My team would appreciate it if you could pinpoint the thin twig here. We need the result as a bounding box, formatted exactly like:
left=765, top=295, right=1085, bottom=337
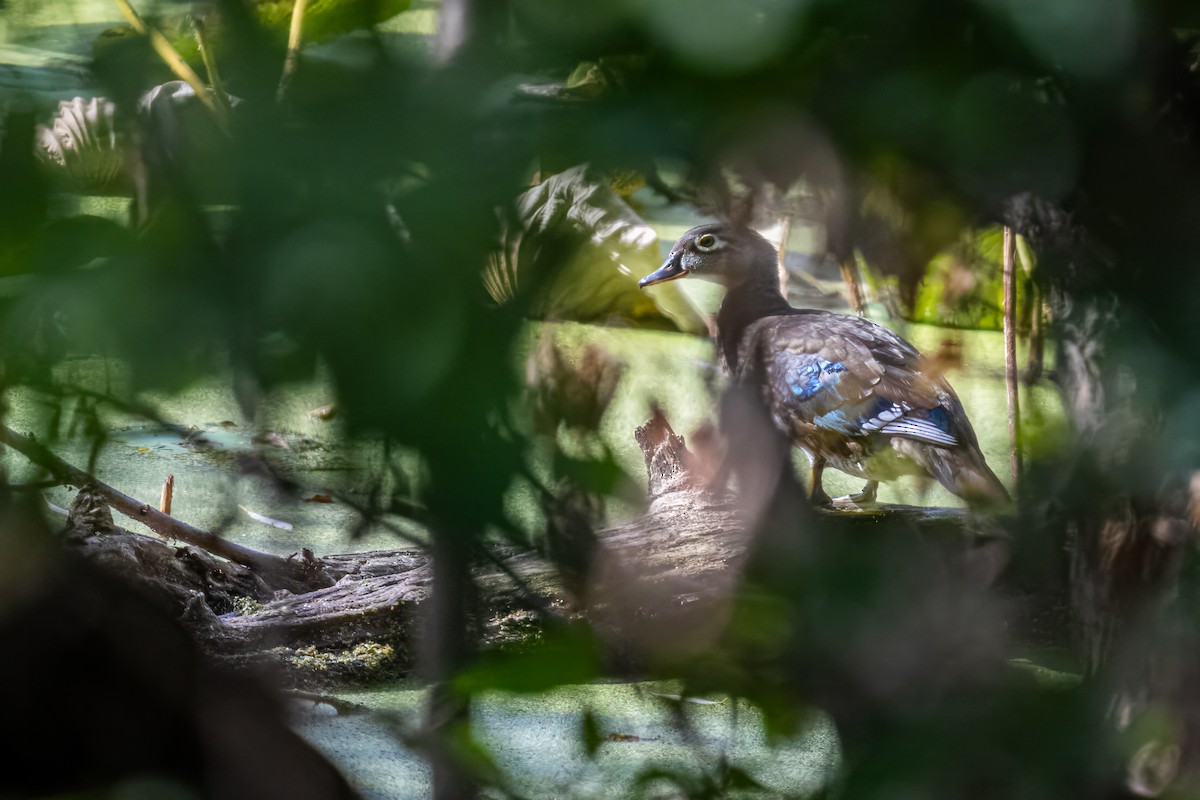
left=53, top=384, right=210, bottom=448
left=160, top=474, right=174, bottom=515
left=840, top=256, right=866, bottom=315
left=1002, top=226, right=1021, bottom=483
left=114, top=0, right=227, bottom=129
left=1016, top=234, right=1044, bottom=384
left=277, top=0, right=309, bottom=102
left=0, top=424, right=332, bottom=590
left=776, top=215, right=791, bottom=297
left=192, top=16, right=233, bottom=118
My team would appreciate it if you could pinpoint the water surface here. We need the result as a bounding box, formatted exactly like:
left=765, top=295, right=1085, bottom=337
left=295, top=681, right=842, bottom=800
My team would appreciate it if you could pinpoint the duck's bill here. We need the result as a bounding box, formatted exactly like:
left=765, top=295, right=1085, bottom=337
left=638, top=254, right=686, bottom=288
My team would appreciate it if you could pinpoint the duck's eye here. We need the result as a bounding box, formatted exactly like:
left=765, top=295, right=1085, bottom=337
left=696, top=234, right=719, bottom=252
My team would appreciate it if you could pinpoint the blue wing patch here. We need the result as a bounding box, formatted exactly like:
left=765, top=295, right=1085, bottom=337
left=926, top=406, right=951, bottom=432
left=780, top=353, right=961, bottom=447
left=787, top=359, right=846, bottom=401
left=813, top=408, right=859, bottom=434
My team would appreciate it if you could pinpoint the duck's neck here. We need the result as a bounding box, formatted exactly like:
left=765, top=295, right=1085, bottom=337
left=716, top=275, right=794, bottom=372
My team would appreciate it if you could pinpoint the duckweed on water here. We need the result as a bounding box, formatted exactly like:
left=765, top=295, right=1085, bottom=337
left=296, top=681, right=843, bottom=800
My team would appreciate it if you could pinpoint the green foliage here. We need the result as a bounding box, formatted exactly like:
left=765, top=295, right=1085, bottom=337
left=253, top=0, right=413, bottom=41
left=455, top=623, right=602, bottom=695
left=910, top=226, right=1035, bottom=330
left=491, top=165, right=707, bottom=332
left=6, top=0, right=1200, bottom=796
left=93, top=0, right=413, bottom=84
left=580, top=708, right=603, bottom=757
left=636, top=762, right=770, bottom=800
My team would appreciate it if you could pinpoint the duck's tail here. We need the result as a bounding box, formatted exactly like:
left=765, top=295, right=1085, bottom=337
left=931, top=445, right=1010, bottom=507
left=897, top=439, right=1010, bottom=507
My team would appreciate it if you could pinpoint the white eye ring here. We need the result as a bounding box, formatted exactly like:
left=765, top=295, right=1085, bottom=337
left=695, top=233, right=719, bottom=252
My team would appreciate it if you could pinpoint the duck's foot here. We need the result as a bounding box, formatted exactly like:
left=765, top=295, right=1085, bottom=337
left=809, top=487, right=833, bottom=507
left=852, top=480, right=880, bottom=504
left=833, top=480, right=879, bottom=506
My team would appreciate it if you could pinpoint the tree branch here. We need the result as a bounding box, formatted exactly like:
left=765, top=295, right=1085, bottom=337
left=0, top=424, right=334, bottom=592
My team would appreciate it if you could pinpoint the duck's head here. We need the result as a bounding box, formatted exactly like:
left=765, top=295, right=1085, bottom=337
left=639, top=223, right=778, bottom=290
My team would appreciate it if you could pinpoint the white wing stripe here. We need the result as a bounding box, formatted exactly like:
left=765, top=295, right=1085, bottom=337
left=862, top=403, right=960, bottom=447
left=861, top=404, right=904, bottom=431
left=878, top=418, right=959, bottom=446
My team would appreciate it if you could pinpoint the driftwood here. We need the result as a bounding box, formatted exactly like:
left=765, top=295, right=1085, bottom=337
left=64, top=484, right=272, bottom=614
left=217, top=414, right=1019, bottom=682
left=12, top=415, right=1024, bottom=684
left=1, top=424, right=337, bottom=592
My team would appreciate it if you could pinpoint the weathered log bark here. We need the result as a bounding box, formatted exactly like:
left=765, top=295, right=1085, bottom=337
left=64, top=484, right=273, bottom=616
left=214, top=414, right=1017, bottom=682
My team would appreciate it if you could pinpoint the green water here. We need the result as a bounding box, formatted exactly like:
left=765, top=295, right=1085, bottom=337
left=3, top=318, right=1062, bottom=556
left=294, top=681, right=841, bottom=800
left=5, top=357, right=411, bottom=554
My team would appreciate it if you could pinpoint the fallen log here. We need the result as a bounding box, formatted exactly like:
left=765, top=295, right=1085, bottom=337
left=64, top=484, right=273, bottom=614
left=218, top=414, right=1028, bottom=684
left=25, top=414, right=1039, bottom=685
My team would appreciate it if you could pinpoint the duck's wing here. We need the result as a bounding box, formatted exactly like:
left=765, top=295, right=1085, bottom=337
left=741, top=311, right=962, bottom=447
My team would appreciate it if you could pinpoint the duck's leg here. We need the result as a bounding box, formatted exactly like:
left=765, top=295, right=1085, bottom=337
left=840, top=479, right=879, bottom=505
left=809, top=456, right=832, bottom=507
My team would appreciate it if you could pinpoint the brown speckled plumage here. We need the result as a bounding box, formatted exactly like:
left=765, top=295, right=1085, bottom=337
left=640, top=222, right=1008, bottom=507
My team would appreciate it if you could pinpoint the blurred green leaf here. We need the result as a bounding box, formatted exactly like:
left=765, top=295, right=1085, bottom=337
left=455, top=622, right=601, bottom=695
left=552, top=449, right=622, bottom=495
left=581, top=708, right=603, bottom=757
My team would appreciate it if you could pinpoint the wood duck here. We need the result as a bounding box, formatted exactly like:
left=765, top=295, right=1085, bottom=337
left=639, top=222, right=1009, bottom=507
